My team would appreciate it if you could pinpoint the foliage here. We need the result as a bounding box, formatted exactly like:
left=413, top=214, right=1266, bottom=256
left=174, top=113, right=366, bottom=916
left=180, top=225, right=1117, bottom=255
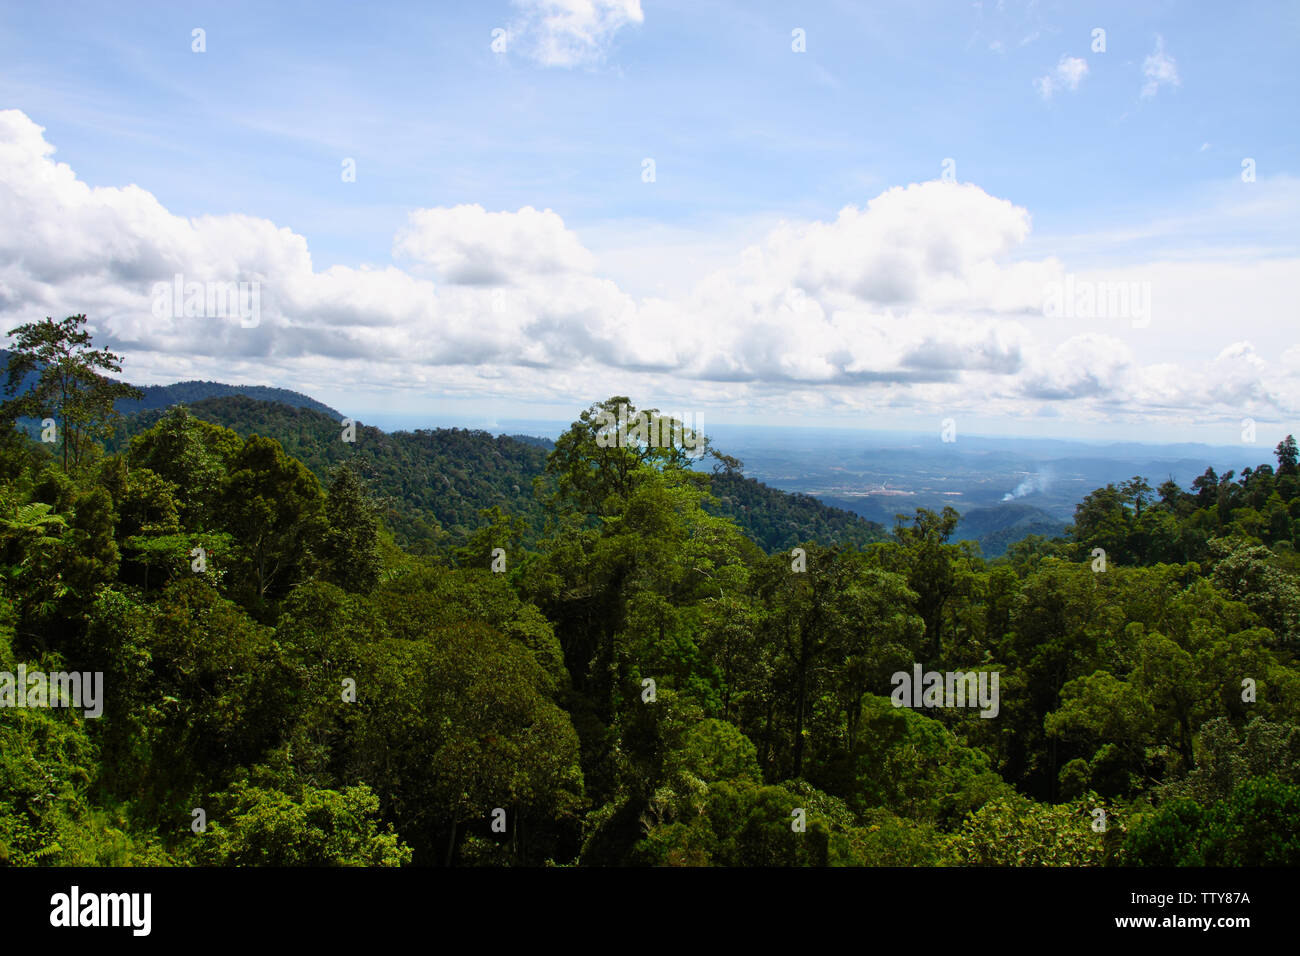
left=1, top=316, right=141, bottom=471
left=2, top=325, right=1298, bottom=868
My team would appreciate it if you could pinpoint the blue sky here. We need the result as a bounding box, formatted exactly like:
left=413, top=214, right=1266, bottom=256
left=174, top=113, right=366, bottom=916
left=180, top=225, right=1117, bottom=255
left=1, top=0, right=1297, bottom=445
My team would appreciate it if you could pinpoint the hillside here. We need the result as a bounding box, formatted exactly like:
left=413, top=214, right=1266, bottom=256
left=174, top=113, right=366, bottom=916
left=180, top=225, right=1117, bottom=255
left=708, top=471, right=888, bottom=551
left=112, top=396, right=548, bottom=553
left=113, top=395, right=889, bottom=555
left=125, top=379, right=341, bottom=418
left=955, top=503, right=1068, bottom=558
left=8, top=322, right=1300, bottom=872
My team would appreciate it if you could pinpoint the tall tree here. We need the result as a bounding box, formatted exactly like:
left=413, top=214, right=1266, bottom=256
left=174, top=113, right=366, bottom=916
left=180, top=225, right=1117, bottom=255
left=542, top=396, right=709, bottom=518
left=321, top=462, right=383, bottom=592
left=1, top=315, right=141, bottom=470
left=1121, top=476, right=1153, bottom=517
left=128, top=405, right=242, bottom=530
left=891, top=507, right=960, bottom=661
left=1276, top=435, right=1299, bottom=478
left=222, top=435, right=327, bottom=606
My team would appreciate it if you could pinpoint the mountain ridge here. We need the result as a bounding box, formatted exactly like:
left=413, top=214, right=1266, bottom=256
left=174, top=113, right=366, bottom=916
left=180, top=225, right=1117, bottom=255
left=112, top=394, right=889, bottom=555
left=0, top=348, right=341, bottom=419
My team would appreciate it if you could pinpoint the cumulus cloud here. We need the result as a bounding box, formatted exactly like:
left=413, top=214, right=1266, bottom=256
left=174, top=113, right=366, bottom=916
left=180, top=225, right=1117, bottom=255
left=2, top=108, right=1298, bottom=429
left=1019, top=334, right=1134, bottom=400
left=1142, top=35, right=1180, bottom=98
left=1035, top=55, right=1089, bottom=99
left=508, top=0, right=643, bottom=68
left=394, top=205, right=596, bottom=284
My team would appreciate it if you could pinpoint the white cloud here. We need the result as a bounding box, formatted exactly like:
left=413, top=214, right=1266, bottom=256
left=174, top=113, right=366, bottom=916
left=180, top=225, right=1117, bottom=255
left=1019, top=334, right=1133, bottom=400
left=2, top=109, right=1297, bottom=431
left=394, top=205, right=596, bottom=283
left=508, top=0, right=644, bottom=68
left=1142, top=35, right=1180, bottom=98
left=1035, top=55, right=1089, bottom=99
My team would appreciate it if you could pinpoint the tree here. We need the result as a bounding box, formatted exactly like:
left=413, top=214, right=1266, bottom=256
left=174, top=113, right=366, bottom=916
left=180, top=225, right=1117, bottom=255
left=1206, top=776, right=1300, bottom=865
left=185, top=781, right=411, bottom=866
left=452, top=504, right=524, bottom=575
left=818, top=694, right=1011, bottom=827
left=542, top=396, right=708, bottom=519
left=222, top=435, right=327, bottom=607
left=123, top=577, right=295, bottom=815
left=0, top=500, right=70, bottom=644
left=1125, top=777, right=1300, bottom=866
left=1121, top=476, right=1153, bottom=517
left=1191, top=468, right=1219, bottom=509
left=342, top=621, right=585, bottom=865
left=1156, top=477, right=1187, bottom=512
left=948, top=795, right=1109, bottom=866
left=1208, top=537, right=1300, bottom=646
left=1157, top=717, right=1300, bottom=806
left=1, top=315, right=141, bottom=470
left=1068, top=484, right=1131, bottom=563
left=1277, top=435, right=1299, bottom=478
left=1121, top=799, right=1207, bottom=866
left=127, top=405, right=242, bottom=530
left=321, top=463, right=382, bottom=592
left=891, top=507, right=960, bottom=661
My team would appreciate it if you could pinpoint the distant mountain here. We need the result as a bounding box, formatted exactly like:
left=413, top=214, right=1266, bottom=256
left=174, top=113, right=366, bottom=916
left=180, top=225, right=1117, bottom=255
left=955, top=503, right=1067, bottom=558
left=0, top=348, right=340, bottom=419
left=706, top=428, right=1261, bottom=526
left=122, top=380, right=341, bottom=418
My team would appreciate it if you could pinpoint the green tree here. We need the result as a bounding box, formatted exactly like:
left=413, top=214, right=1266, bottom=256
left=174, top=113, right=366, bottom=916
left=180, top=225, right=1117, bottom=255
left=542, top=396, right=708, bottom=518
left=948, top=795, right=1110, bottom=866
left=321, top=463, right=382, bottom=592
left=186, top=781, right=411, bottom=866
left=1068, top=484, right=1131, bottom=563
left=1121, top=476, right=1154, bottom=517
left=222, top=435, right=327, bottom=607
left=127, top=405, right=242, bottom=530
left=1121, top=798, right=1207, bottom=866
left=342, top=620, right=585, bottom=866
left=888, top=507, right=961, bottom=661
left=1, top=315, right=141, bottom=470
left=1276, top=435, right=1299, bottom=478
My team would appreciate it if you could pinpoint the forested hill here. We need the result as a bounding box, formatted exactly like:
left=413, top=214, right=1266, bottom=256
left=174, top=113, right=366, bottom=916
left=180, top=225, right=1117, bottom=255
left=113, top=395, right=888, bottom=554
left=955, top=503, right=1068, bottom=558
left=0, top=348, right=340, bottom=419
left=7, top=316, right=1300, bottom=869
left=112, top=395, right=549, bottom=552
left=124, top=380, right=341, bottom=418
left=708, top=471, right=888, bottom=550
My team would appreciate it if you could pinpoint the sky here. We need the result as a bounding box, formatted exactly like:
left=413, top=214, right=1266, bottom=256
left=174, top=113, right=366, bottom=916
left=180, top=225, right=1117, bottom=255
left=0, top=0, right=1297, bottom=446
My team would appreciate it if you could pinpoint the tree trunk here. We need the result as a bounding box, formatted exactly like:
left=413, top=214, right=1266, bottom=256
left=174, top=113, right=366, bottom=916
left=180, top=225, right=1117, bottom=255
left=445, top=819, right=458, bottom=867
left=793, top=644, right=808, bottom=778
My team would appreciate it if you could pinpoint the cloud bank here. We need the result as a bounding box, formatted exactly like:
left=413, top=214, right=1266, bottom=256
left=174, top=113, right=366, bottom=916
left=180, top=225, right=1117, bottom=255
left=1, top=109, right=1297, bottom=430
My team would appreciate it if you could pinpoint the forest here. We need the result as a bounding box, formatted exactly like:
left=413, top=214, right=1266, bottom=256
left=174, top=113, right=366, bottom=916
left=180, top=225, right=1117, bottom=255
left=2, top=315, right=1298, bottom=867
